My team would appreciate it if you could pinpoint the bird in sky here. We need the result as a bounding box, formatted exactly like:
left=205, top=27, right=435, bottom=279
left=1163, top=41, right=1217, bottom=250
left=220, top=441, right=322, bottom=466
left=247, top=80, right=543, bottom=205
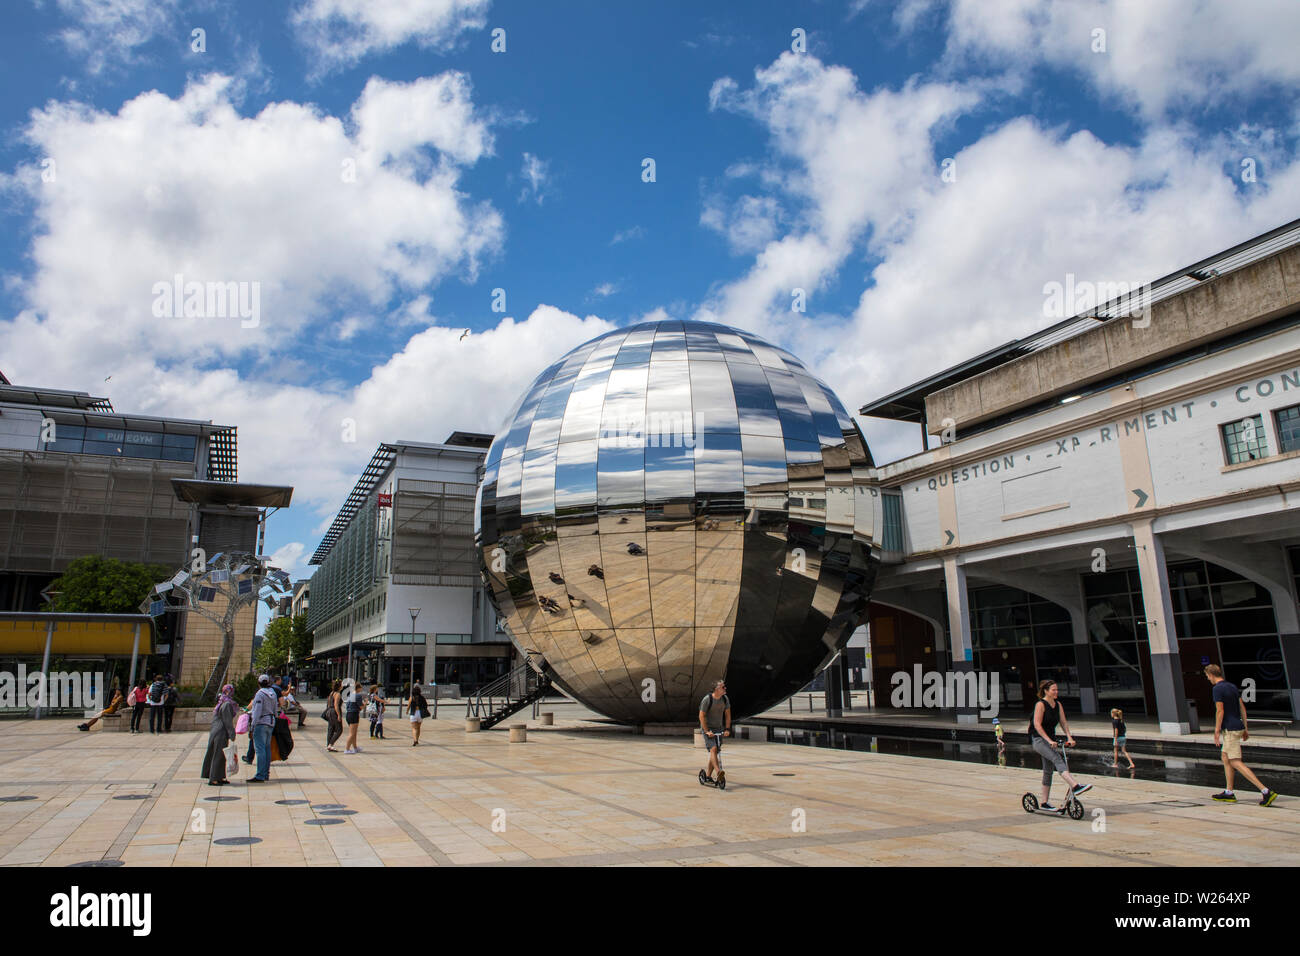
left=459, top=329, right=470, bottom=341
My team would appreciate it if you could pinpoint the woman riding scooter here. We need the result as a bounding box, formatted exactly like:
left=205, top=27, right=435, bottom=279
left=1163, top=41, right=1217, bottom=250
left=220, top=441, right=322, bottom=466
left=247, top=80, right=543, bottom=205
left=1029, top=679, right=1092, bottom=812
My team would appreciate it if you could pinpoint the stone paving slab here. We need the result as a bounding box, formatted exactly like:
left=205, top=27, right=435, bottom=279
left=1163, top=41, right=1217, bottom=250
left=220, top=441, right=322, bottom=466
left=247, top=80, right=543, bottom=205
left=0, top=712, right=1297, bottom=867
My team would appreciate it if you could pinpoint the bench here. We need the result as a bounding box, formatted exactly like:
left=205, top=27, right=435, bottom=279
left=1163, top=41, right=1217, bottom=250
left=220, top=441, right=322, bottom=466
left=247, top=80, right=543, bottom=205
left=1250, top=718, right=1294, bottom=737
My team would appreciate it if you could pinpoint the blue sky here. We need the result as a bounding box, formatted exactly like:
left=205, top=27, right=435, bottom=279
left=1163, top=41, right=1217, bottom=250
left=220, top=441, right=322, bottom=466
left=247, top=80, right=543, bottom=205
left=1, top=0, right=1297, bottom=600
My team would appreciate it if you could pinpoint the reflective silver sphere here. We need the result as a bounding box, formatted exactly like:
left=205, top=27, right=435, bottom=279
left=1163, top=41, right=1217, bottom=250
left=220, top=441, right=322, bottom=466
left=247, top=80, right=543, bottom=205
left=477, top=319, right=879, bottom=723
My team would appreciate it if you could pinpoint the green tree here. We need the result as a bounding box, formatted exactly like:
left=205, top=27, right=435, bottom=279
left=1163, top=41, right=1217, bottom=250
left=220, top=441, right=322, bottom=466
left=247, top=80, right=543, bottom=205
left=255, top=616, right=292, bottom=673
left=253, top=613, right=312, bottom=673
left=289, top=613, right=312, bottom=664
left=44, top=556, right=172, bottom=613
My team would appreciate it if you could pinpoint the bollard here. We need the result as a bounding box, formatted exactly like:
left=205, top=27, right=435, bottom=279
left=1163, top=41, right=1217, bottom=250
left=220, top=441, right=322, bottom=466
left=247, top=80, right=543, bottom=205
left=509, top=724, right=527, bottom=743
left=465, top=717, right=481, bottom=732
left=693, top=728, right=705, bottom=749
left=539, top=712, right=554, bottom=726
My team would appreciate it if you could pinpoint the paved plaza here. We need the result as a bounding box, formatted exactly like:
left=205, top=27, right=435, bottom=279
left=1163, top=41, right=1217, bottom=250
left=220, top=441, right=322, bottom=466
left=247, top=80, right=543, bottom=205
left=2, top=705, right=1298, bottom=867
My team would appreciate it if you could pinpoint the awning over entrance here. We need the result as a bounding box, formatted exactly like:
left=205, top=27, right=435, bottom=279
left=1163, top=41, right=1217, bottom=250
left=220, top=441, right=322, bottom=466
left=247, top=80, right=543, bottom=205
left=0, top=613, right=155, bottom=655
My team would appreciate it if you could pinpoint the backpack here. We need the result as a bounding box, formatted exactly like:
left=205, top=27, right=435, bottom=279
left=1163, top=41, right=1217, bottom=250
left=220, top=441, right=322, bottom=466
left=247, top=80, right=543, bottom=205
left=165, top=686, right=179, bottom=706
left=148, top=680, right=166, bottom=704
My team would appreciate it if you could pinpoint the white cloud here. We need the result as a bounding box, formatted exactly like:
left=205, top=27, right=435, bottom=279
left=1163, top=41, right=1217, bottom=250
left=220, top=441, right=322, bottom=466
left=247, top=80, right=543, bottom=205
left=701, top=193, right=783, bottom=255
left=692, top=50, right=1300, bottom=469
left=931, top=0, right=1300, bottom=119
left=352, top=72, right=493, bottom=167
left=268, top=541, right=310, bottom=581
left=291, top=0, right=490, bottom=74
left=54, top=0, right=179, bottom=74
left=518, top=151, right=551, bottom=204
left=591, top=282, right=618, bottom=298
left=697, top=53, right=976, bottom=339
left=0, top=72, right=503, bottom=371
left=0, top=70, right=558, bottom=523
left=610, top=225, right=645, bottom=245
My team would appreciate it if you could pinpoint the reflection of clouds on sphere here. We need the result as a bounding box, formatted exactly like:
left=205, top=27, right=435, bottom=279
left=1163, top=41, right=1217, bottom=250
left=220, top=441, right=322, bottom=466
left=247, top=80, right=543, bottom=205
left=477, top=319, right=879, bottom=723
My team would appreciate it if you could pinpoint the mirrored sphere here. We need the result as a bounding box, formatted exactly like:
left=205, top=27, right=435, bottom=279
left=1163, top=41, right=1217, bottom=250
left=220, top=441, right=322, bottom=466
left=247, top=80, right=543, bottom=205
left=477, top=319, right=880, bottom=723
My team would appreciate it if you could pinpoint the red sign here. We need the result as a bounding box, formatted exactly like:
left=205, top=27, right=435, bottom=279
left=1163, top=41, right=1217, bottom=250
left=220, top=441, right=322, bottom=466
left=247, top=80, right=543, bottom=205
left=378, top=493, right=392, bottom=507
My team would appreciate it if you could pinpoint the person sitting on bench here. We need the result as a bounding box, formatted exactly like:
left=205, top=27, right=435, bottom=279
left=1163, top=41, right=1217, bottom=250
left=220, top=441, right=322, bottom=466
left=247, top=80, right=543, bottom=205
left=78, top=687, right=125, bottom=731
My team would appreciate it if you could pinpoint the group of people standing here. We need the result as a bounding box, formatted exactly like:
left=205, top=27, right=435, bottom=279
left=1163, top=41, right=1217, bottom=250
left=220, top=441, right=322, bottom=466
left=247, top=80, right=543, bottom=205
left=322, top=680, right=430, bottom=753
left=201, top=674, right=299, bottom=786
left=77, top=674, right=179, bottom=734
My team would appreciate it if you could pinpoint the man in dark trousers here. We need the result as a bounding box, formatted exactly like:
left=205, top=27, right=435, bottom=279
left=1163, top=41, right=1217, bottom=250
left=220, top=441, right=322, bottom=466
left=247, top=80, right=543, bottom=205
left=1206, top=664, right=1278, bottom=805
left=698, top=679, right=731, bottom=787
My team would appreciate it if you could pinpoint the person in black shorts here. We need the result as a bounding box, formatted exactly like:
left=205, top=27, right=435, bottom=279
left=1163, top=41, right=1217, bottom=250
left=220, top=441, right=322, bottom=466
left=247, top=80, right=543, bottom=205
left=698, top=679, right=731, bottom=786
left=1028, top=679, right=1091, bottom=811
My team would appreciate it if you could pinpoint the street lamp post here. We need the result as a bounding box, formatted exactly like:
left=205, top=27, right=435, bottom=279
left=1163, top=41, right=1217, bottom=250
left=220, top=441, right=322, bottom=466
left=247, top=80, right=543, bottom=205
left=407, top=607, right=420, bottom=717
left=344, top=592, right=357, bottom=686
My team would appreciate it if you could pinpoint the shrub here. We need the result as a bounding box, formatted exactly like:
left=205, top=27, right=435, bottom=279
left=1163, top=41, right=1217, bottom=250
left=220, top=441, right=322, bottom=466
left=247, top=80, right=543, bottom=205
left=232, top=673, right=259, bottom=706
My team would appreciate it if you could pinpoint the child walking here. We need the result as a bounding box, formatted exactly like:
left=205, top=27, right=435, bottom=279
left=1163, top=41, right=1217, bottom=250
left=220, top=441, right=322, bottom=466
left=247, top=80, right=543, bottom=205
left=373, top=686, right=386, bottom=739
left=1110, top=708, right=1135, bottom=769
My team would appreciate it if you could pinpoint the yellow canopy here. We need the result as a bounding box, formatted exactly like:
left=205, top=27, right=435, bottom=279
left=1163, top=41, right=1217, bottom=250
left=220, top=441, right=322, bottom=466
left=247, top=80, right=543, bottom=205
left=0, top=616, right=154, bottom=656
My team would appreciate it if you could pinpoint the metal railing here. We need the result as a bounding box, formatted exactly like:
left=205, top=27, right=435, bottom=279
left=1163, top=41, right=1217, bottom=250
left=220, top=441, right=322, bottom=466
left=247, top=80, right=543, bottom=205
left=465, top=651, right=549, bottom=727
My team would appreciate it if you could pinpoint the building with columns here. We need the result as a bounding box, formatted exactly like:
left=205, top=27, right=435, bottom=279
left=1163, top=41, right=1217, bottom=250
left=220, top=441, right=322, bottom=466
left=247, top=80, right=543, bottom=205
left=860, top=219, right=1300, bottom=733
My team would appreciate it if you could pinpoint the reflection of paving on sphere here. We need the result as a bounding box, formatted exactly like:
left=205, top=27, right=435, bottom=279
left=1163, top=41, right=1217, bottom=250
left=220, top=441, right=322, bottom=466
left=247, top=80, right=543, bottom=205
left=478, top=319, right=880, bottom=723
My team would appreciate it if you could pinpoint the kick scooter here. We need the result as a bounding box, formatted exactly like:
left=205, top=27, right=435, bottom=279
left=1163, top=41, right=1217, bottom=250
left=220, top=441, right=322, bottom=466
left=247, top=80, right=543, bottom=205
left=1021, top=736, right=1086, bottom=820
left=698, top=731, right=727, bottom=789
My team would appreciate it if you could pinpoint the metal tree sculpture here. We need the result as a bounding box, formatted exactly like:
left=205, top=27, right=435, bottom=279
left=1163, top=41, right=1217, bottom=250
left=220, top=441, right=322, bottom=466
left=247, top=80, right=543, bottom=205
left=142, top=551, right=292, bottom=703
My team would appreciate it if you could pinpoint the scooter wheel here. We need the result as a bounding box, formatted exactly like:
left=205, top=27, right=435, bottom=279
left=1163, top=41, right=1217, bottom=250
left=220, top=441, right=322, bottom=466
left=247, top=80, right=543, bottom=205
left=698, top=769, right=708, bottom=786
left=1021, top=793, right=1038, bottom=813
left=717, top=776, right=726, bottom=790
left=1067, top=799, right=1085, bottom=821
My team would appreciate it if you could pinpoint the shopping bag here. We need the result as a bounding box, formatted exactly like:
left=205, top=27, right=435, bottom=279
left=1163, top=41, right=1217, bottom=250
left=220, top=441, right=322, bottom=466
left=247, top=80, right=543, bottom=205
left=235, top=712, right=250, bottom=735
left=225, top=743, right=239, bottom=777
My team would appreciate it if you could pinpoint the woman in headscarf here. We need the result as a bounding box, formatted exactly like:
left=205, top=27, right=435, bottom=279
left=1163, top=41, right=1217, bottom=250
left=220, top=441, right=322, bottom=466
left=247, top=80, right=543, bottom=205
left=200, top=684, right=239, bottom=786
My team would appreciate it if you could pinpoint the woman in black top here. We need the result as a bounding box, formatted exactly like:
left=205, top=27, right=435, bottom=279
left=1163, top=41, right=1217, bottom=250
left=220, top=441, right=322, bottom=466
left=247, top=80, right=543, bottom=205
left=1028, top=680, right=1091, bottom=811
left=409, top=684, right=428, bottom=746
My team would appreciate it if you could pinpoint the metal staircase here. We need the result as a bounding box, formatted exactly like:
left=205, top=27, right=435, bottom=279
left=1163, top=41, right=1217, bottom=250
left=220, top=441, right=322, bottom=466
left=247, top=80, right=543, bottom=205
left=466, top=651, right=552, bottom=730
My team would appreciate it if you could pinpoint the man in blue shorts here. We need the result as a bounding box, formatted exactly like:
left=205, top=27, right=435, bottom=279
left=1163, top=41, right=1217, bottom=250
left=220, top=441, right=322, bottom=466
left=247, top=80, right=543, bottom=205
left=698, top=679, right=731, bottom=787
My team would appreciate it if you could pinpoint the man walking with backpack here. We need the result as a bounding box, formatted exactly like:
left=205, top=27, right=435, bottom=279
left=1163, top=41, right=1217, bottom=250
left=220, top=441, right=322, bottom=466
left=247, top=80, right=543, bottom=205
left=698, top=679, right=731, bottom=788
left=146, top=673, right=168, bottom=734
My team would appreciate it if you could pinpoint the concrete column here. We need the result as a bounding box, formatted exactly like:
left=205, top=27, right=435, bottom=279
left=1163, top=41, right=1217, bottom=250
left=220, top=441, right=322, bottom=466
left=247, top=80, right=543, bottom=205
left=942, top=557, right=977, bottom=724
left=1131, top=520, right=1189, bottom=734
left=34, top=620, right=54, bottom=720
left=128, top=623, right=140, bottom=689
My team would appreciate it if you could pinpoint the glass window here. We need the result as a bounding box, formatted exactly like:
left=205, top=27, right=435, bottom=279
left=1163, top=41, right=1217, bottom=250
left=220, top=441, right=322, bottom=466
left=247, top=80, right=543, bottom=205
left=1276, top=404, right=1300, bottom=453
left=1169, top=586, right=1211, bottom=614
left=1092, top=641, right=1139, bottom=665
left=1034, top=645, right=1077, bottom=668
left=1213, top=607, right=1277, bottom=635
left=161, top=445, right=195, bottom=462
left=1033, top=621, right=1074, bottom=646
left=1174, top=611, right=1216, bottom=639
left=163, top=433, right=197, bottom=450
left=1221, top=414, right=1268, bottom=464
left=1210, top=579, right=1271, bottom=610
left=1217, top=634, right=1285, bottom=665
